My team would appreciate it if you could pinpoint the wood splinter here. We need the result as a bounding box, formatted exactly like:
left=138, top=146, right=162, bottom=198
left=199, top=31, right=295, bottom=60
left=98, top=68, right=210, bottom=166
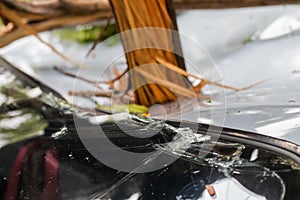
left=205, top=184, right=216, bottom=197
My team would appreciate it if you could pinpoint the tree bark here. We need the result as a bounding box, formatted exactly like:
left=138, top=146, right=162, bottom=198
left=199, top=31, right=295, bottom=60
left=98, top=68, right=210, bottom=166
left=110, top=0, right=192, bottom=106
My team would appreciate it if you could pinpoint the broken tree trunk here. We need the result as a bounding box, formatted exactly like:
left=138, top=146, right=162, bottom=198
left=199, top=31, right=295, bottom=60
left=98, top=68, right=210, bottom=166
left=110, top=0, right=193, bottom=107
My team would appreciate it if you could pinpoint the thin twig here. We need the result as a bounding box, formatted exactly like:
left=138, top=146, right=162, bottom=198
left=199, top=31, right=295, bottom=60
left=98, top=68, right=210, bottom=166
left=54, top=67, right=98, bottom=84
left=0, top=22, right=14, bottom=36
left=86, top=13, right=113, bottom=57
left=54, top=66, right=128, bottom=86
left=54, top=67, right=104, bottom=90
left=69, top=90, right=112, bottom=97
left=109, top=68, right=129, bottom=83
left=0, top=2, right=90, bottom=68
left=156, top=57, right=266, bottom=92
left=0, top=12, right=111, bottom=47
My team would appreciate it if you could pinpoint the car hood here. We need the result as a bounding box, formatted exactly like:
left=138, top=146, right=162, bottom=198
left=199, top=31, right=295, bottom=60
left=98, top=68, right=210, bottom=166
left=1, top=6, right=300, bottom=145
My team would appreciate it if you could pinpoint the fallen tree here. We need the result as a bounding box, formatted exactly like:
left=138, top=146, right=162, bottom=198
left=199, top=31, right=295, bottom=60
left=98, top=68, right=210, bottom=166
left=0, top=0, right=295, bottom=107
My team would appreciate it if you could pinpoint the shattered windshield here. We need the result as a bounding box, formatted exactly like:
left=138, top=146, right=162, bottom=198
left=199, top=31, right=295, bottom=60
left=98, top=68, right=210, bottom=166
left=0, top=65, right=300, bottom=200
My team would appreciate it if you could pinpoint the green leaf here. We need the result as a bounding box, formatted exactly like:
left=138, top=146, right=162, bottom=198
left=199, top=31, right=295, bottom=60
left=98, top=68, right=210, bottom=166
left=53, top=24, right=119, bottom=44
left=97, top=103, right=148, bottom=114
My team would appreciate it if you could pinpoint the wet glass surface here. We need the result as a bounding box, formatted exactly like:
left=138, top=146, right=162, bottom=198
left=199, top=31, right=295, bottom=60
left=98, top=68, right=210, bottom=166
left=0, top=65, right=300, bottom=200
left=1, top=118, right=300, bottom=200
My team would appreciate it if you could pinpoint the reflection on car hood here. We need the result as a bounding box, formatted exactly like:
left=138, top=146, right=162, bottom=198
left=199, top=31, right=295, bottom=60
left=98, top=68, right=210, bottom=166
left=0, top=6, right=300, bottom=145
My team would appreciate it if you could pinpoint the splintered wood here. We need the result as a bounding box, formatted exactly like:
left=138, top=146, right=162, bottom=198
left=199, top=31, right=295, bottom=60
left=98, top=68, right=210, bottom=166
left=205, top=184, right=216, bottom=197
left=109, top=0, right=193, bottom=107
